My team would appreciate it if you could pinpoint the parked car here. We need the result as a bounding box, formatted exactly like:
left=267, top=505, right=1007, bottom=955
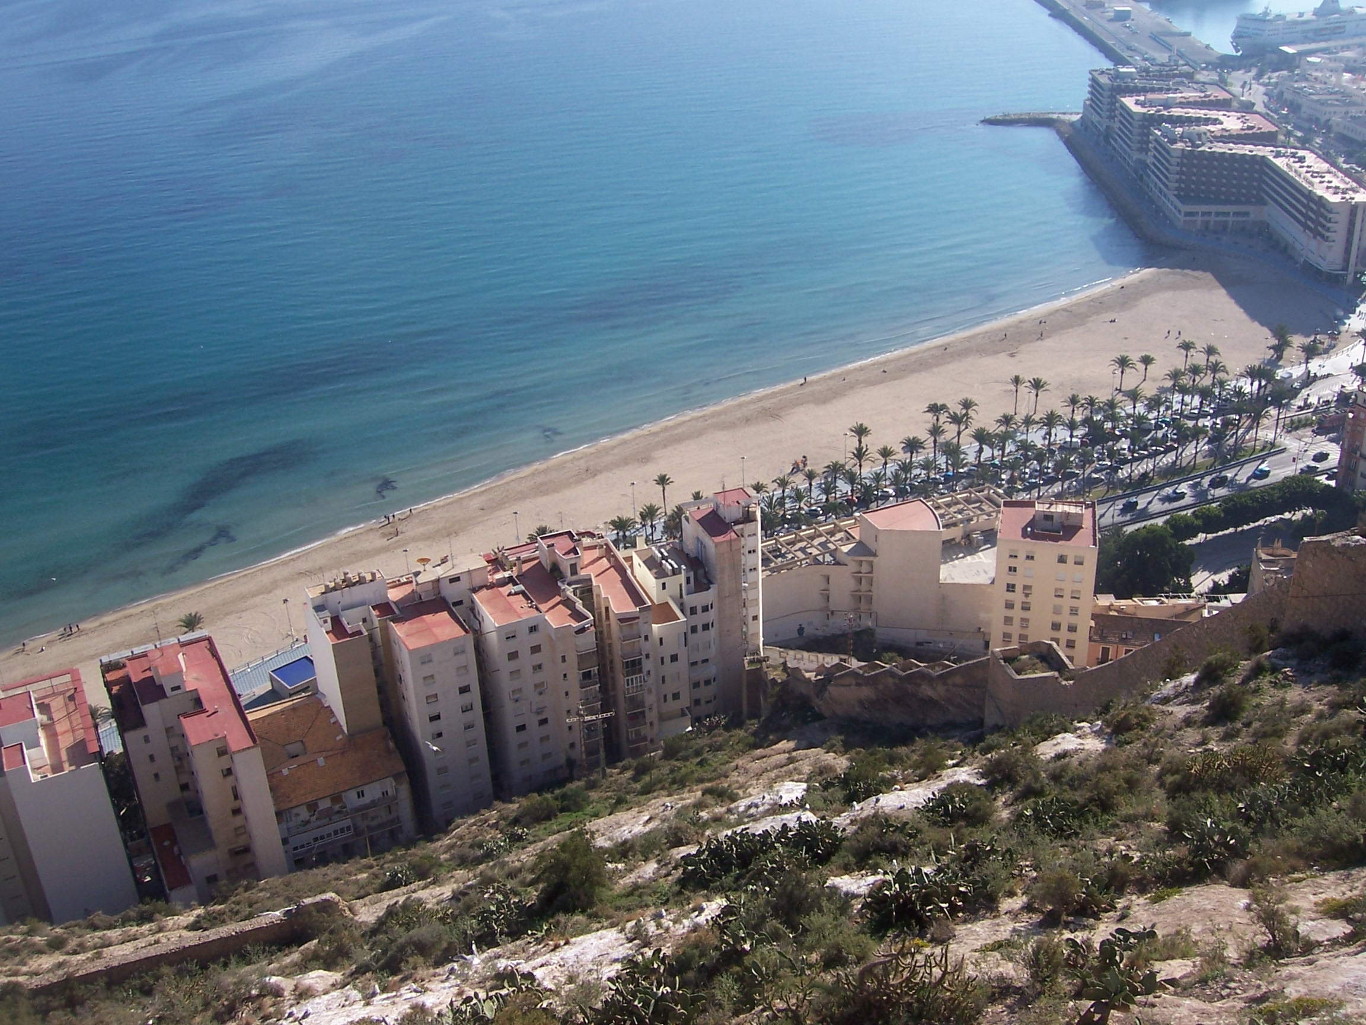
left=1312, top=450, right=1330, bottom=463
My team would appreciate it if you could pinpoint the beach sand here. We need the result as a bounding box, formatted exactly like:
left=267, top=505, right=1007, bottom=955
left=3, top=252, right=1350, bottom=705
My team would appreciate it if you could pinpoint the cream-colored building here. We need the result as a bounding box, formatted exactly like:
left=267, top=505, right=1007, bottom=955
left=1086, top=595, right=1207, bottom=667
left=103, top=637, right=288, bottom=904
left=0, top=670, right=137, bottom=924
left=763, top=489, right=1003, bottom=659
left=990, top=500, right=1099, bottom=661
left=763, top=493, right=1098, bottom=664
left=248, top=694, right=416, bottom=869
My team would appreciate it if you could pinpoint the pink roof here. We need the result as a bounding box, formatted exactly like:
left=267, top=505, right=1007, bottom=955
left=689, top=507, right=737, bottom=542
left=863, top=500, right=940, bottom=532
left=1, top=669, right=101, bottom=767
left=474, top=560, right=589, bottom=629
left=120, top=637, right=257, bottom=754
left=0, top=693, right=34, bottom=729
left=540, top=531, right=583, bottom=556
left=998, top=500, right=1097, bottom=547
left=583, top=549, right=649, bottom=615
left=2, top=743, right=26, bottom=773
left=390, top=598, right=468, bottom=649
left=714, top=487, right=752, bottom=506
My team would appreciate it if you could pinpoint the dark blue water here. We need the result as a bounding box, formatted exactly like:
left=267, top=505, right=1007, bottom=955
left=0, top=0, right=1144, bottom=645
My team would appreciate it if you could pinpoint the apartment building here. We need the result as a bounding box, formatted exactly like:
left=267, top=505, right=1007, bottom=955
left=990, top=500, right=1099, bottom=661
left=763, top=490, right=1004, bottom=657
left=247, top=694, right=416, bottom=869
left=103, top=637, right=287, bottom=904
left=0, top=670, right=137, bottom=924
left=1086, top=595, right=1207, bottom=667
left=763, top=494, right=1098, bottom=664
left=678, top=489, right=763, bottom=718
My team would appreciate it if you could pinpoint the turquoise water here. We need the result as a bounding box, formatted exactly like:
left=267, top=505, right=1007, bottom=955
left=0, top=0, right=1145, bottom=646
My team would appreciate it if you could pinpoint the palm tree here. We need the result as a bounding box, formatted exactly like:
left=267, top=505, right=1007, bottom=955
left=1040, top=409, right=1064, bottom=451
left=802, top=466, right=818, bottom=502
left=528, top=525, right=552, bottom=542
left=946, top=408, right=972, bottom=449
left=1110, top=354, right=1135, bottom=394
left=970, top=425, right=993, bottom=471
left=1009, top=374, right=1026, bottom=416
left=637, top=502, right=661, bottom=541
left=1177, top=337, right=1198, bottom=369
left=900, top=435, right=926, bottom=461
left=1027, top=376, right=1049, bottom=415
left=691, top=490, right=705, bottom=501
left=926, top=422, right=947, bottom=469
left=772, top=474, right=793, bottom=515
left=1202, top=343, right=1221, bottom=363
left=664, top=505, right=685, bottom=539
left=1298, top=338, right=1321, bottom=386
left=607, top=516, right=637, bottom=547
left=1267, top=325, right=1292, bottom=362
left=177, top=611, right=204, bottom=634
left=1137, top=353, right=1157, bottom=384
left=653, top=473, right=674, bottom=511
left=876, top=445, right=897, bottom=475
left=850, top=442, right=871, bottom=476
left=957, top=396, right=979, bottom=420
left=848, top=422, right=872, bottom=454
left=924, top=403, right=949, bottom=427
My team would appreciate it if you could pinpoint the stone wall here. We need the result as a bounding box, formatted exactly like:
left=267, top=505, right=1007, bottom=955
left=1281, top=530, right=1366, bottom=638
left=25, top=894, right=348, bottom=995
left=785, top=657, right=988, bottom=731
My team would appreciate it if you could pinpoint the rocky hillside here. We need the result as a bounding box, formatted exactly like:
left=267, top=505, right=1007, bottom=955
left=6, top=626, right=1366, bottom=1025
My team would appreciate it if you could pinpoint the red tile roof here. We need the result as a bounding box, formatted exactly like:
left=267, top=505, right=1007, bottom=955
left=390, top=599, right=467, bottom=649
left=118, top=637, right=257, bottom=754
left=583, top=549, right=649, bottom=615
left=475, top=560, right=589, bottom=629
left=714, top=487, right=752, bottom=506
left=2, top=743, right=26, bottom=773
left=151, top=823, right=193, bottom=891
left=0, top=694, right=34, bottom=729
left=689, top=507, right=737, bottom=542
left=0, top=669, right=100, bottom=773
left=863, top=500, right=940, bottom=532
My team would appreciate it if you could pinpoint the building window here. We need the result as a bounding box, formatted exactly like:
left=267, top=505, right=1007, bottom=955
left=464, top=721, right=476, bottom=731
left=1007, top=565, right=1018, bottom=575
left=419, top=653, right=433, bottom=665
left=432, top=731, right=444, bottom=740
left=437, top=766, right=450, bottom=776
left=1073, top=555, right=1085, bottom=565
left=459, top=684, right=471, bottom=694
left=1005, top=583, right=1016, bottom=594
left=1057, top=554, right=1067, bottom=564
left=1002, top=632, right=1013, bottom=642
left=1069, top=606, right=1080, bottom=616
left=216, top=745, right=228, bottom=758
left=528, top=624, right=539, bottom=634
left=516, top=723, right=527, bottom=733
left=1019, top=618, right=1030, bottom=629
left=669, top=653, right=679, bottom=663
left=423, top=674, right=436, bottom=686
left=460, top=702, right=474, bottom=713
left=221, top=767, right=233, bottom=778
left=1064, top=639, right=1077, bottom=649
left=1007, top=551, right=1018, bottom=560
left=1019, top=634, right=1029, bottom=642
left=1067, top=623, right=1078, bottom=633
left=1051, top=621, right=1062, bottom=632
left=152, top=772, right=160, bottom=782
left=538, top=717, right=549, bottom=727
left=1020, top=602, right=1031, bottom=612
left=1004, top=600, right=1015, bottom=610
left=429, top=712, right=441, bottom=723
left=530, top=643, right=542, bottom=654
left=1003, top=616, right=1014, bottom=626
left=507, top=650, right=519, bottom=662
left=1025, top=552, right=1035, bottom=562
left=426, top=693, right=439, bottom=704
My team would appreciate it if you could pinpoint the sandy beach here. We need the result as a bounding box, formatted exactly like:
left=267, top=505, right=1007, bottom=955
left=3, top=251, right=1350, bottom=705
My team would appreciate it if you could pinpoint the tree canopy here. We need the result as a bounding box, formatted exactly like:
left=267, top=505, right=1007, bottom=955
left=1096, top=524, right=1193, bottom=599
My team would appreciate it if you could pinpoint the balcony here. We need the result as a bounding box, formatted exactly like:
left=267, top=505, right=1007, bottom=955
left=623, top=674, right=646, bottom=696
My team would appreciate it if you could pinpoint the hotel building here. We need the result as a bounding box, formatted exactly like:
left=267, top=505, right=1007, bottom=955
left=0, top=670, right=137, bottom=924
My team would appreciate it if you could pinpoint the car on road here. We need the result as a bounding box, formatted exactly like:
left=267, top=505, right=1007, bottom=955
left=1120, top=498, right=1139, bottom=513
left=1160, top=488, right=1187, bottom=502
left=1251, top=464, right=1271, bottom=480
left=1312, top=450, right=1330, bottom=463
left=1299, top=465, right=1319, bottom=475
left=1209, top=473, right=1229, bottom=488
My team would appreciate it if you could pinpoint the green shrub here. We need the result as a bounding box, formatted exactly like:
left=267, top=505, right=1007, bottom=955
left=983, top=747, right=1045, bottom=798
left=1206, top=681, right=1253, bottom=725
left=512, top=794, right=560, bottom=827
left=1104, top=701, right=1157, bottom=738
left=923, top=783, right=995, bottom=828
left=1196, top=649, right=1241, bottom=688
left=534, top=830, right=606, bottom=916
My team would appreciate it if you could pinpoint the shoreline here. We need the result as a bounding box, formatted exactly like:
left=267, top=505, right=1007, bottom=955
left=3, top=250, right=1349, bottom=704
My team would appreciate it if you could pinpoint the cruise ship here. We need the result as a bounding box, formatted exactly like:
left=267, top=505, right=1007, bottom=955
left=1232, top=0, right=1366, bottom=54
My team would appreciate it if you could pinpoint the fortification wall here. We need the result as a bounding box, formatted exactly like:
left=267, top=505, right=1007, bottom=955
left=786, top=658, right=987, bottom=730
left=25, top=894, right=347, bottom=995
left=1281, top=531, right=1366, bottom=637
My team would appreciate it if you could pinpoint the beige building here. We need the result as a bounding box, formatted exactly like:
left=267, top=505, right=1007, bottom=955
left=763, top=489, right=1003, bottom=658
left=248, top=694, right=416, bottom=869
left=1086, top=595, right=1208, bottom=667
left=764, top=493, right=1098, bottom=664
left=678, top=489, right=764, bottom=717
left=0, top=670, right=137, bottom=924
left=990, top=500, right=1099, bottom=661
left=1336, top=389, right=1366, bottom=492
left=103, top=637, right=288, bottom=904
left=1251, top=541, right=1300, bottom=593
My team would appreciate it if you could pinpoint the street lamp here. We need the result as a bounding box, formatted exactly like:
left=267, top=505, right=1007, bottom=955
left=513, top=510, right=520, bottom=543
left=629, top=482, right=637, bottom=519
left=282, top=598, right=294, bottom=640
left=402, top=548, right=411, bottom=577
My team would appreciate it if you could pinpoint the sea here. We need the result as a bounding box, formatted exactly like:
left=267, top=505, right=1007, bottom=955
left=1144, top=0, right=1320, bottom=56
left=0, top=0, right=1155, bottom=648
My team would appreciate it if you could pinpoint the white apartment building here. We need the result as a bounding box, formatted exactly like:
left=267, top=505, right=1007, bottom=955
left=103, top=637, right=288, bottom=904
left=0, top=670, right=137, bottom=924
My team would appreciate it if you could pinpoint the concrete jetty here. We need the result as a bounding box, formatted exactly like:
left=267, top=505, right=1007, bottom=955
left=1033, top=0, right=1226, bottom=68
